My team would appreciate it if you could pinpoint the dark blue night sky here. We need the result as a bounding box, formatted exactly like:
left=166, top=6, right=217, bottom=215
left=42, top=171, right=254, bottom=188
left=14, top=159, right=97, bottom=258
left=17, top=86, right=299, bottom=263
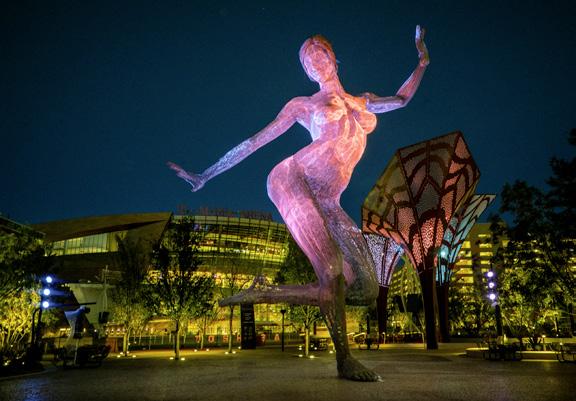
left=2, top=0, right=575, bottom=225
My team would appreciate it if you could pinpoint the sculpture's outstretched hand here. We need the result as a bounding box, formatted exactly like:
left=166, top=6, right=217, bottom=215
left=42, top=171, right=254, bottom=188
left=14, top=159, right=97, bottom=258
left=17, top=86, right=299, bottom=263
left=167, top=162, right=206, bottom=192
left=415, top=25, right=429, bottom=67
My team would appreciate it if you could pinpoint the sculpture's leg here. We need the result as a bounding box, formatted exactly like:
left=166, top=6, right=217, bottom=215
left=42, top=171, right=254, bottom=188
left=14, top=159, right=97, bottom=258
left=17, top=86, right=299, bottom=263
left=324, top=204, right=379, bottom=306
left=219, top=282, right=321, bottom=306
left=320, top=273, right=382, bottom=382
left=264, top=160, right=381, bottom=381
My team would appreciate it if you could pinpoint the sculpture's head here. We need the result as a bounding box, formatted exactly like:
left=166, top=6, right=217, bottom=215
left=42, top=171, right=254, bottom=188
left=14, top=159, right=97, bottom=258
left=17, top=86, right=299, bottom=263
left=299, top=35, right=338, bottom=83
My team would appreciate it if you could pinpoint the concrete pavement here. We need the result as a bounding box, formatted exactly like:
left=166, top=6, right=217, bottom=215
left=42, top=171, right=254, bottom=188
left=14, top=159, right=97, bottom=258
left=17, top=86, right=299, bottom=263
left=1, top=343, right=574, bottom=401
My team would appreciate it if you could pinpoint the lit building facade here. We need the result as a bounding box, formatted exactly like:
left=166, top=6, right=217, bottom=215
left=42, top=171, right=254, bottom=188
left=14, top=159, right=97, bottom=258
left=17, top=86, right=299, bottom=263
left=451, top=223, right=503, bottom=287
left=32, top=211, right=523, bottom=345
left=32, top=211, right=295, bottom=345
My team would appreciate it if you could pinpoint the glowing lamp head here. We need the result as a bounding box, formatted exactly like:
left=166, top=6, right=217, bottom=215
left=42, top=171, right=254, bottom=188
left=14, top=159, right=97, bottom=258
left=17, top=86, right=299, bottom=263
left=45, top=276, right=53, bottom=284
left=486, top=271, right=494, bottom=278
left=488, top=293, right=497, bottom=301
left=488, top=282, right=495, bottom=289
left=42, top=300, right=50, bottom=309
left=42, top=288, right=51, bottom=296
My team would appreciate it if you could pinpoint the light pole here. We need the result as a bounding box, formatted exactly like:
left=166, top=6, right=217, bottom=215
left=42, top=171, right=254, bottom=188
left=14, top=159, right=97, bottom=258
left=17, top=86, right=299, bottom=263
left=28, top=275, right=54, bottom=362
left=31, top=275, right=53, bottom=346
left=280, top=309, right=286, bottom=352
left=486, top=268, right=503, bottom=337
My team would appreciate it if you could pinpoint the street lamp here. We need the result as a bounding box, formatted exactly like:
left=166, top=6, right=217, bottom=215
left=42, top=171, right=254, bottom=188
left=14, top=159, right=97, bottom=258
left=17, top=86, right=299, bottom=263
left=485, top=268, right=502, bottom=337
left=29, top=275, right=56, bottom=361
left=32, top=276, right=55, bottom=345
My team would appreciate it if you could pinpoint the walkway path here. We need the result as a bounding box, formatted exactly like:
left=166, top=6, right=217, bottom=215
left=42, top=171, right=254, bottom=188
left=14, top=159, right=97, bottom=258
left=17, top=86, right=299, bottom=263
left=1, top=343, right=574, bottom=401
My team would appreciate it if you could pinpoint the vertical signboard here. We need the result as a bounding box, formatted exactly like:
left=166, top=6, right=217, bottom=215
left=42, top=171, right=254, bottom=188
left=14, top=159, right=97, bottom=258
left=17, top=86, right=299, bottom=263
left=240, top=303, right=257, bottom=349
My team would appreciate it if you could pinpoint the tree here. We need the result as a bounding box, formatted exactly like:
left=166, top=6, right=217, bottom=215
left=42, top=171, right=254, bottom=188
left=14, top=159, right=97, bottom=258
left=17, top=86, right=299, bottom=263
left=217, top=262, right=252, bottom=353
left=547, top=128, right=576, bottom=239
left=194, top=299, right=220, bottom=350
left=491, top=130, right=575, bottom=339
left=276, top=239, right=323, bottom=357
left=110, top=237, right=152, bottom=356
left=0, top=227, right=52, bottom=300
left=492, top=182, right=572, bottom=341
left=0, top=289, right=39, bottom=360
left=147, top=216, right=215, bottom=360
left=386, top=262, right=425, bottom=342
left=448, top=264, right=492, bottom=337
left=0, top=225, right=54, bottom=363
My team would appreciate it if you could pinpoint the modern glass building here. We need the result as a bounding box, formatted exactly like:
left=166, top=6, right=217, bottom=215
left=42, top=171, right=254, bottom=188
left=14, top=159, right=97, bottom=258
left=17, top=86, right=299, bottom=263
left=32, top=211, right=294, bottom=346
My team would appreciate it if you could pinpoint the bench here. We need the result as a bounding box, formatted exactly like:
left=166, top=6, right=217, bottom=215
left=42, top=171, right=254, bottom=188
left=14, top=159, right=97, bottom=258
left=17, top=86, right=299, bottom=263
left=482, top=341, right=522, bottom=361
left=556, top=343, right=576, bottom=363
left=56, top=344, right=111, bottom=368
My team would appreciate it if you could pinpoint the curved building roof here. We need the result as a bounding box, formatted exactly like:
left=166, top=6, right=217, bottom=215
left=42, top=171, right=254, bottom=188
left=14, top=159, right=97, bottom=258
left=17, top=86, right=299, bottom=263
left=32, top=212, right=290, bottom=282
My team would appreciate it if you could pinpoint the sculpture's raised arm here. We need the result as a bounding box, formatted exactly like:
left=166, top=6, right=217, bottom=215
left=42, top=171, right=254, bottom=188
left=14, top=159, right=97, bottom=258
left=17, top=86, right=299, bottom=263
left=168, top=97, right=306, bottom=191
left=363, top=25, right=429, bottom=114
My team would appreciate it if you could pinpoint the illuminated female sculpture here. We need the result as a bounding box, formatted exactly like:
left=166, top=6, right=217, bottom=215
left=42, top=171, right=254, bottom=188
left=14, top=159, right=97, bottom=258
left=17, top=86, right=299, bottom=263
left=169, top=27, right=429, bottom=381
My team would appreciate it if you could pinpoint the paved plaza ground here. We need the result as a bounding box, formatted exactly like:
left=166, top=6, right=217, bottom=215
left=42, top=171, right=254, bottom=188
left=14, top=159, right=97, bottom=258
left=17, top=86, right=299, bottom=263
left=1, top=343, right=574, bottom=401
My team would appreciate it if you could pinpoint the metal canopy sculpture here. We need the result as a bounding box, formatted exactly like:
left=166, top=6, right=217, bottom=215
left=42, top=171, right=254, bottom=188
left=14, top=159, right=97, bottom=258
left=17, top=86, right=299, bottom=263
left=168, top=27, right=430, bottom=381
left=363, top=232, right=403, bottom=339
left=436, top=193, right=495, bottom=342
left=362, top=131, right=480, bottom=349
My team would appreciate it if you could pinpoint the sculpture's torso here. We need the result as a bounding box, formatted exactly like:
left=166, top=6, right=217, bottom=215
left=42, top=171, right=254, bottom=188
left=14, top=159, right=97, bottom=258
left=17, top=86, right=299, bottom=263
left=289, top=91, right=377, bottom=198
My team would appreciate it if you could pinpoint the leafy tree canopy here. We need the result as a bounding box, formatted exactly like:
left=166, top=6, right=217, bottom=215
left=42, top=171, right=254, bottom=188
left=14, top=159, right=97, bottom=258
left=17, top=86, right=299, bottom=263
left=0, top=226, right=53, bottom=299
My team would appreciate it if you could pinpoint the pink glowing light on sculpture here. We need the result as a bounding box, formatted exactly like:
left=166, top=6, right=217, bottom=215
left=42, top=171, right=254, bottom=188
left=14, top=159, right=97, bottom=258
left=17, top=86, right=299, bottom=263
left=168, top=27, right=429, bottom=381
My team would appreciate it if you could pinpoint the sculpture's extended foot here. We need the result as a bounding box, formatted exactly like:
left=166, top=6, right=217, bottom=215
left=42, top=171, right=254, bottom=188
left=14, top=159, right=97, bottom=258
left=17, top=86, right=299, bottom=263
left=218, top=277, right=320, bottom=307
left=219, top=290, right=251, bottom=307
left=337, top=357, right=382, bottom=382
left=219, top=276, right=273, bottom=307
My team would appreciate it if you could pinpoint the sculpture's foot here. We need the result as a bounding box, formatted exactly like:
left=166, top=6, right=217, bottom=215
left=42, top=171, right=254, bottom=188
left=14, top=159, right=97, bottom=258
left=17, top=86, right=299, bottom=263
left=219, top=290, right=250, bottom=307
left=337, top=357, right=382, bottom=382
left=218, top=277, right=319, bottom=307
left=219, top=276, right=273, bottom=306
